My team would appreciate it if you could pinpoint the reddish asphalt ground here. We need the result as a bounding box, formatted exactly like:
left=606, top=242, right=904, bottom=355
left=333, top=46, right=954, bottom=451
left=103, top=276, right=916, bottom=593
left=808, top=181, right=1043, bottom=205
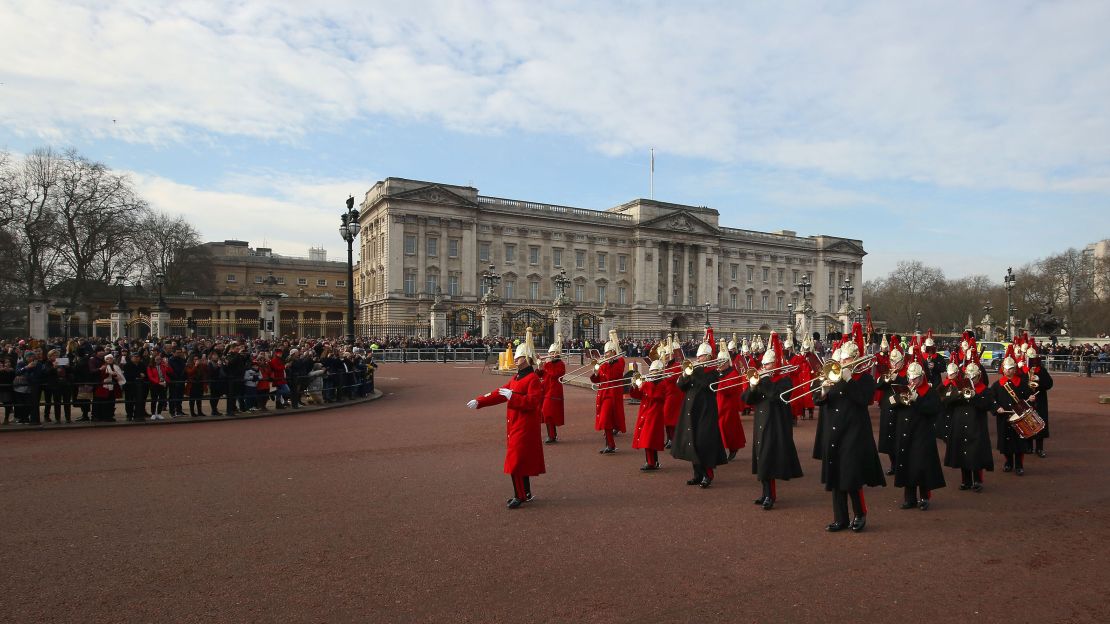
left=3, top=366, right=1110, bottom=623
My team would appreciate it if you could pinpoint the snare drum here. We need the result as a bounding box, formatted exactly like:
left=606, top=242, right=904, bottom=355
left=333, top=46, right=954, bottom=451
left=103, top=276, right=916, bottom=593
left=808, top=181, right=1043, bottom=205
left=1008, top=409, right=1045, bottom=439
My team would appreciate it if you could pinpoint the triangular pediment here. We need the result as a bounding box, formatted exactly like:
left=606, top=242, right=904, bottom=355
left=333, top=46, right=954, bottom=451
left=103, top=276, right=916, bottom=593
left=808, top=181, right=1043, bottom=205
left=392, top=184, right=477, bottom=208
left=638, top=210, right=719, bottom=234
left=825, top=240, right=867, bottom=256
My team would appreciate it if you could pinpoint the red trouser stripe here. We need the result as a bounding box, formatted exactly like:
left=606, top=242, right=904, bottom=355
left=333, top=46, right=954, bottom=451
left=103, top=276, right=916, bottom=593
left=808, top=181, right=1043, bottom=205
left=705, top=467, right=714, bottom=480
left=858, top=489, right=868, bottom=515
left=769, top=479, right=777, bottom=500
left=605, top=430, right=615, bottom=448
left=512, top=475, right=526, bottom=499
left=547, top=423, right=557, bottom=439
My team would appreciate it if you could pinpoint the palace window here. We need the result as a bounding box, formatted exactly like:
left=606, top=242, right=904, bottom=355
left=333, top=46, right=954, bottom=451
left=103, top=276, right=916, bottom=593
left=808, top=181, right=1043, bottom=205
left=746, top=294, right=754, bottom=310
left=479, top=242, right=490, bottom=263
left=336, top=280, right=345, bottom=287
left=553, top=248, right=563, bottom=267
left=598, top=253, right=607, bottom=271
left=618, top=286, right=627, bottom=305
left=747, top=266, right=754, bottom=282
left=226, top=274, right=237, bottom=283
left=447, top=275, right=459, bottom=296
left=730, top=293, right=738, bottom=309
left=448, top=238, right=460, bottom=258
left=404, top=235, right=417, bottom=255
left=762, top=267, right=769, bottom=283
left=504, top=243, right=516, bottom=263
left=530, top=280, right=540, bottom=300
left=598, top=284, right=607, bottom=304
left=504, top=280, right=515, bottom=299
left=574, top=284, right=584, bottom=302
left=403, top=271, right=416, bottom=295
left=426, top=274, right=438, bottom=294
left=778, top=268, right=784, bottom=285
left=731, top=263, right=738, bottom=280
left=297, top=278, right=307, bottom=286
left=317, top=279, right=327, bottom=286
left=254, top=276, right=263, bottom=284
left=777, top=295, right=784, bottom=311
left=529, top=246, right=540, bottom=265
left=576, top=250, right=585, bottom=269
left=762, top=294, right=769, bottom=310
left=427, top=238, right=438, bottom=258
left=618, top=254, right=627, bottom=272
left=277, top=277, right=285, bottom=285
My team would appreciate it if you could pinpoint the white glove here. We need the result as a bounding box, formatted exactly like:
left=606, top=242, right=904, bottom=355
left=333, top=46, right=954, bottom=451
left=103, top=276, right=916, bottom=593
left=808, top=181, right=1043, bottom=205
left=749, top=374, right=759, bottom=387
left=466, top=399, right=478, bottom=409
left=498, top=388, right=513, bottom=399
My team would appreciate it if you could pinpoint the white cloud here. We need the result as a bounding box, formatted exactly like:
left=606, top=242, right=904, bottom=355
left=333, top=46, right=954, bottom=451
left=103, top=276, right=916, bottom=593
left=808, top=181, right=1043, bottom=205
left=3, top=1, right=1110, bottom=194
left=133, top=170, right=373, bottom=261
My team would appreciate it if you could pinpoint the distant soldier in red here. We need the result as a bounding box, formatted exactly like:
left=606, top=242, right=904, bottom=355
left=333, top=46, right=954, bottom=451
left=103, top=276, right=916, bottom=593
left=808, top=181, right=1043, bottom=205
left=467, top=328, right=545, bottom=509
left=714, top=340, right=746, bottom=461
left=788, top=334, right=817, bottom=422
left=660, top=335, right=684, bottom=449
left=590, top=329, right=626, bottom=454
left=535, top=333, right=566, bottom=444
left=630, top=354, right=668, bottom=471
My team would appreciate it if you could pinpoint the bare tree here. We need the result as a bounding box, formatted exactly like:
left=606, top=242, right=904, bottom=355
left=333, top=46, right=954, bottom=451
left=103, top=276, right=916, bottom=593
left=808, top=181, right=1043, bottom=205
left=133, top=213, right=214, bottom=295
left=1, top=148, right=66, bottom=299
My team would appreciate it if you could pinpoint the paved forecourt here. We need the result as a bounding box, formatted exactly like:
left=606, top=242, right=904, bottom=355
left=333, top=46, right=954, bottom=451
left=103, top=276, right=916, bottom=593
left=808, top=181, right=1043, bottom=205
left=2, top=364, right=1109, bottom=623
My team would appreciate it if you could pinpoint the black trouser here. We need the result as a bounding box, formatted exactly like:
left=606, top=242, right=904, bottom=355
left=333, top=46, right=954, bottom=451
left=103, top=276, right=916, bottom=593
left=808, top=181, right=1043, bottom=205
left=149, top=385, right=167, bottom=415
left=1034, top=436, right=1045, bottom=452
left=14, top=391, right=38, bottom=424
left=189, top=389, right=205, bottom=415
left=43, top=385, right=72, bottom=422
left=168, top=381, right=185, bottom=415
left=209, top=379, right=225, bottom=413
left=1004, top=452, right=1024, bottom=469
left=904, top=485, right=930, bottom=503
left=226, top=378, right=242, bottom=414
left=92, top=396, right=116, bottom=421
left=125, top=381, right=146, bottom=420
left=960, top=468, right=985, bottom=486
left=288, top=376, right=302, bottom=407
left=833, top=489, right=865, bottom=524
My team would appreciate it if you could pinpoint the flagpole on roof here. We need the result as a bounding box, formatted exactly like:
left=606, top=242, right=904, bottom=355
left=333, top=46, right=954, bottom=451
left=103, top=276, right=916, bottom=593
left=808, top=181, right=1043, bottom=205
left=650, top=148, right=654, bottom=200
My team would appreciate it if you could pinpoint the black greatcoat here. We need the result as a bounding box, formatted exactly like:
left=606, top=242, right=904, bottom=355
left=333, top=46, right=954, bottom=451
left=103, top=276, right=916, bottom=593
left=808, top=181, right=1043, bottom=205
left=922, top=353, right=947, bottom=388
left=874, top=373, right=904, bottom=456
left=991, top=374, right=1034, bottom=455
left=742, top=375, right=804, bottom=481
left=891, top=384, right=946, bottom=491
left=813, top=373, right=886, bottom=491
left=940, top=382, right=995, bottom=472
left=1028, top=366, right=1053, bottom=439
left=811, top=399, right=827, bottom=460
left=672, top=368, right=727, bottom=469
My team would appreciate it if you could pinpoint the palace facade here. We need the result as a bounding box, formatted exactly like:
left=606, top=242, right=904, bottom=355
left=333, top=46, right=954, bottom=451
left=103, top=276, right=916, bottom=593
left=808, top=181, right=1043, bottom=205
left=357, top=178, right=866, bottom=340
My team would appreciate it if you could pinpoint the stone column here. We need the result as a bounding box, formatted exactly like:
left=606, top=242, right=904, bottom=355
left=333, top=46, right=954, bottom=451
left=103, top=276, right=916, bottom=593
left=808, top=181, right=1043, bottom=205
left=75, top=309, right=91, bottom=338
left=429, top=299, right=447, bottom=339
left=552, top=299, right=575, bottom=343
left=259, top=293, right=280, bottom=341
left=598, top=304, right=616, bottom=341
left=149, top=306, right=170, bottom=339
left=480, top=298, right=504, bottom=339
left=27, top=298, right=50, bottom=340
left=110, top=306, right=131, bottom=342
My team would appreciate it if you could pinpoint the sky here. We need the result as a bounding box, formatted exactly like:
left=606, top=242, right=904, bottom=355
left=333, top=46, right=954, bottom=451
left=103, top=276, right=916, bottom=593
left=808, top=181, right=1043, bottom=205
left=2, top=0, right=1108, bottom=282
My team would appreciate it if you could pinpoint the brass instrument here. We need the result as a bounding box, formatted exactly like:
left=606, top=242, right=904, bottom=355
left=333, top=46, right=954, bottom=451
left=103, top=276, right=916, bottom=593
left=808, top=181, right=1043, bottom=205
left=1029, top=373, right=1040, bottom=390
left=715, top=363, right=798, bottom=392
left=890, top=383, right=915, bottom=406
left=782, top=361, right=841, bottom=402
left=591, top=370, right=644, bottom=391
left=955, top=373, right=975, bottom=399
left=681, top=356, right=729, bottom=376
left=559, top=351, right=623, bottom=384
left=882, top=368, right=901, bottom=384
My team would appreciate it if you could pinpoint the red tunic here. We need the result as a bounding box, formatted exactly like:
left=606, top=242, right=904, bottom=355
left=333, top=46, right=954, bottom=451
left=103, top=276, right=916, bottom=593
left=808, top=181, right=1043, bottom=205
left=788, top=354, right=815, bottom=414
left=731, top=353, right=751, bottom=411
left=661, top=362, right=684, bottom=427
left=535, top=358, right=566, bottom=426
left=715, top=368, right=747, bottom=450
left=590, top=357, right=627, bottom=432
left=473, top=369, right=546, bottom=477
left=629, top=380, right=666, bottom=450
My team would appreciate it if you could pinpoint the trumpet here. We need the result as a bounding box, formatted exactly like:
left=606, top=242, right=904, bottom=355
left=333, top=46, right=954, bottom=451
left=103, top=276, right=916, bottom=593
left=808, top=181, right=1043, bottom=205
left=781, top=361, right=841, bottom=402
left=681, top=356, right=729, bottom=376
left=714, top=363, right=798, bottom=392
left=559, top=351, right=622, bottom=384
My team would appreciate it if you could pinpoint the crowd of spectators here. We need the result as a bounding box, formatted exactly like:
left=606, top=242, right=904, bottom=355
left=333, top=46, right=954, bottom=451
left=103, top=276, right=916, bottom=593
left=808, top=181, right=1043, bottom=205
left=1, top=335, right=378, bottom=426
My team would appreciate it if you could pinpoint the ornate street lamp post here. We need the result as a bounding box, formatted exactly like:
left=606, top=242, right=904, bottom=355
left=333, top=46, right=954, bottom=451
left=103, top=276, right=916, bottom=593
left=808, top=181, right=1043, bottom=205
left=552, top=268, right=570, bottom=303
left=1003, top=267, right=1017, bottom=339
left=481, top=264, right=502, bottom=301
left=339, top=196, right=361, bottom=343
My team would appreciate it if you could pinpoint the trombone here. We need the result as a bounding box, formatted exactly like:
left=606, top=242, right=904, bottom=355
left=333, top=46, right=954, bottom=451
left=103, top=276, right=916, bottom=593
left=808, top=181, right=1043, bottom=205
left=781, top=359, right=851, bottom=403
left=711, top=363, right=797, bottom=392
left=559, top=351, right=623, bottom=384
left=681, top=356, right=730, bottom=376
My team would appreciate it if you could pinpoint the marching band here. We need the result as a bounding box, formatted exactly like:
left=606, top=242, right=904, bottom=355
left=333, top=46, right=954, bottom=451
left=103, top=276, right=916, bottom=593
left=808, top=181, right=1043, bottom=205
left=466, top=323, right=1055, bottom=527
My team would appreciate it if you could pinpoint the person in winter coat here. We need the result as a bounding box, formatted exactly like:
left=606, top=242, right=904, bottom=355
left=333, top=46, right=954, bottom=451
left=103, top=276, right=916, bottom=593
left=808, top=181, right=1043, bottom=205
left=941, top=363, right=994, bottom=491
left=185, top=355, right=207, bottom=417
left=629, top=358, right=667, bottom=471
left=1025, top=345, right=1054, bottom=458
left=146, top=353, right=173, bottom=419
left=891, top=361, right=946, bottom=510
left=305, top=362, right=326, bottom=404
left=742, top=333, right=804, bottom=509
left=534, top=337, right=566, bottom=444
left=874, top=345, right=907, bottom=475
left=814, top=342, right=886, bottom=532
left=713, top=341, right=746, bottom=461
left=673, top=340, right=727, bottom=488
left=589, top=330, right=626, bottom=454
left=466, top=330, right=545, bottom=509
left=991, top=354, right=1034, bottom=476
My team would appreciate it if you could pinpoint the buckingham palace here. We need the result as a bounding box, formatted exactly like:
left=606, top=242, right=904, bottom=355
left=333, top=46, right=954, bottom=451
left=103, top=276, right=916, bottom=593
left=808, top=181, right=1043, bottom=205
left=356, top=177, right=865, bottom=341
